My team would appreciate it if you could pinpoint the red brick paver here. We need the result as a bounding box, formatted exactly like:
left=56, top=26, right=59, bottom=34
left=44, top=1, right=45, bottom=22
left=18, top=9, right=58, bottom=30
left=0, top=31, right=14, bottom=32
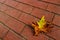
left=47, top=4, right=60, bottom=14
left=3, top=31, right=22, bottom=40
left=53, top=15, right=60, bottom=26
left=0, top=22, right=8, bottom=38
left=0, top=3, right=8, bottom=11
left=15, top=3, right=33, bottom=13
left=19, top=13, right=39, bottom=24
left=0, top=12, right=9, bottom=23
left=4, top=0, right=18, bottom=7
left=5, top=7, right=22, bottom=18
left=5, top=17, right=25, bottom=34
left=47, top=25, right=60, bottom=40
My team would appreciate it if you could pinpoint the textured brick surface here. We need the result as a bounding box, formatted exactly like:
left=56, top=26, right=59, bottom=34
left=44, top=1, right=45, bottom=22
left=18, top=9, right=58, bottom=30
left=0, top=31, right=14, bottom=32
left=0, top=0, right=60, bottom=40
left=5, top=16, right=25, bottom=34
left=4, top=0, right=18, bottom=7
left=3, top=31, right=22, bottom=40
left=15, top=3, right=33, bottom=13
left=53, top=15, right=60, bottom=26
left=19, top=13, right=39, bottom=24
left=31, top=8, right=54, bottom=21
left=47, top=4, right=60, bottom=14
left=46, top=25, right=60, bottom=40
left=0, top=12, right=9, bottom=23
left=15, top=0, right=48, bottom=9
left=5, top=7, right=22, bottom=18
left=0, top=23, right=8, bottom=38
left=42, top=0, right=60, bottom=4
left=0, top=3, right=8, bottom=11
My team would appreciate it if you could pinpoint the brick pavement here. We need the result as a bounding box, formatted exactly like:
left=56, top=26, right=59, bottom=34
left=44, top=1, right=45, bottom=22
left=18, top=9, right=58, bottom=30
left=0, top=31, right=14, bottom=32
left=0, top=0, right=60, bottom=40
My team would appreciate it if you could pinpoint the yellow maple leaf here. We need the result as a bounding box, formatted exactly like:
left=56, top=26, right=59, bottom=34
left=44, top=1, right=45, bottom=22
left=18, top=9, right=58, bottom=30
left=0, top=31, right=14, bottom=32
left=37, top=16, right=46, bottom=29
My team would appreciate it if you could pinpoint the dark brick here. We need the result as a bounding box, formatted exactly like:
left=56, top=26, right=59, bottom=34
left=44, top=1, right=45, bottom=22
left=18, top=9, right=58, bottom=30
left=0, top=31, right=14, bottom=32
left=31, top=8, right=54, bottom=22
left=53, top=15, right=60, bottom=26
left=47, top=4, right=60, bottom=14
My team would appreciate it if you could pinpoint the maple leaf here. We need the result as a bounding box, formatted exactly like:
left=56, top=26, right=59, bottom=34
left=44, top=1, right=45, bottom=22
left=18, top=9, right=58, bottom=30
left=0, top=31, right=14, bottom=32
left=32, top=16, right=53, bottom=36
left=37, top=16, right=46, bottom=29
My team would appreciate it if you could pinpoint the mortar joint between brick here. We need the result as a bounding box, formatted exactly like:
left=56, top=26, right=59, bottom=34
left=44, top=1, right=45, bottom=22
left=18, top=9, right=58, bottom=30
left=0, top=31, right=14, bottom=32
left=2, top=30, right=9, bottom=38
left=20, top=25, right=26, bottom=33
left=51, top=14, right=55, bottom=22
